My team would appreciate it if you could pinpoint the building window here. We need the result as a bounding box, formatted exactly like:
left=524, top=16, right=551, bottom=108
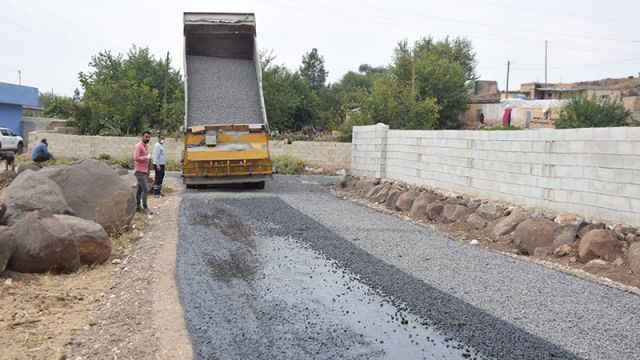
left=544, top=110, right=551, bottom=120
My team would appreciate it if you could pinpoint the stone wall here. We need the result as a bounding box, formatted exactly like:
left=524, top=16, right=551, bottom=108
left=27, top=132, right=351, bottom=170
left=352, top=124, right=640, bottom=226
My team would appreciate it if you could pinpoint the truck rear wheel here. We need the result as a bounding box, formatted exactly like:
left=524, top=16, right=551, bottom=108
left=16, top=142, right=23, bottom=154
left=254, top=181, right=265, bottom=189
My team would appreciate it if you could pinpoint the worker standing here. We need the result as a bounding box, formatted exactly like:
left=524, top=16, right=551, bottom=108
left=133, top=131, right=152, bottom=215
left=152, top=134, right=166, bottom=198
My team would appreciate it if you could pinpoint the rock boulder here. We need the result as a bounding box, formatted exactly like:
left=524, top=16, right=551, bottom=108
left=54, top=214, right=111, bottom=264
left=43, top=160, right=137, bottom=234
left=477, top=203, right=507, bottom=221
left=1, top=170, right=74, bottom=224
left=494, top=209, right=528, bottom=237
left=514, top=218, right=555, bottom=255
left=553, top=223, right=579, bottom=249
left=396, top=189, right=419, bottom=212
left=466, top=213, right=488, bottom=230
left=370, top=183, right=392, bottom=204
left=628, top=242, right=640, bottom=274
left=426, top=201, right=445, bottom=221
left=385, top=189, right=404, bottom=209
left=0, top=226, right=15, bottom=274
left=578, top=229, right=620, bottom=263
left=408, top=193, right=437, bottom=221
left=442, top=204, right=472, bottom=224
left=7, top=210, right=81, bottom=273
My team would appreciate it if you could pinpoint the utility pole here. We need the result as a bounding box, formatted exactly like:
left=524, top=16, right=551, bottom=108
left=411, top=48, right=416, bottom=97
left=506, top=61, right=511, bottom=99
left=163, top=51, right=170, bottom=131
left=17, top=70, right=21, bottom=85
left=545, top=40, right=548, bottom=84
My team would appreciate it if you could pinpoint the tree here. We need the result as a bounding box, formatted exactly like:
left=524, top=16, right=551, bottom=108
left=363, top=73, right=440, bottom=130
left=556, top=95, right=633, bottom=129
left=74, top=46, right=184, bottom=135
left=392, top=38, right=473, bottom=129
left=299, top=48, right=328, bottom=90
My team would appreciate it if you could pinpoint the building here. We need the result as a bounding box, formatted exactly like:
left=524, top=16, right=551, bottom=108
left=0, top=82, right=39, bottom=136
left=517, top=82, right=622, bottom=101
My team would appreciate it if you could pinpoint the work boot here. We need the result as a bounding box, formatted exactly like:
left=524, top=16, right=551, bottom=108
left=142, top=208, right=153, bottom=215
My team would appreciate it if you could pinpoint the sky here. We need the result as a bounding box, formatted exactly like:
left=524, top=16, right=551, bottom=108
left=1, top=0, right=639, bottom=96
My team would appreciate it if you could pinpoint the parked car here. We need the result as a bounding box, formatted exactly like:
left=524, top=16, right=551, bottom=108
left=0, top=127, right=24, bottom=154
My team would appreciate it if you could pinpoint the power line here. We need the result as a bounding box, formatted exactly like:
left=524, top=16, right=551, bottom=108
left=317, top=0, right=640, bottom=43
left=447, top=0, right=640, bottom=24
left=0, top=0, right=89, bottom=53
left=20, top=0, right=116, bottom=49
left=251, top=0, right=640, bottom=57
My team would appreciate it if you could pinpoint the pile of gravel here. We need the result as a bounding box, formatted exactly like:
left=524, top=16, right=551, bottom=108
left=186, top=55, right=264, bottom=126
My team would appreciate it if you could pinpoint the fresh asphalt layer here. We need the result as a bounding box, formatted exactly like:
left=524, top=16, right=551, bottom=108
left=176, top=175, right=640, bottom=360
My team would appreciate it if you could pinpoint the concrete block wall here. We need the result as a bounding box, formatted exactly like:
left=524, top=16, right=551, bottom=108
left=27, top=132, right=351, bottom=170
left=351, top=125, right=640, bottom=226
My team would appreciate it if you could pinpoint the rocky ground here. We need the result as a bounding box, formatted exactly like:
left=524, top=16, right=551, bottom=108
left=0, top=173, right=191, bottom=360
left=334, top=175, right=640, bottom=292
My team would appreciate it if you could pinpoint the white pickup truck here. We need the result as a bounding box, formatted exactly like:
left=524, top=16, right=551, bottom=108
left=0, top=127, right=24, bottom=154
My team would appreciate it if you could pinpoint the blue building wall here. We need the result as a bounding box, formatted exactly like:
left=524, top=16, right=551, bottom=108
left=0, top=103, right=23, bottom=134
left=0, top=82, right=39, bottom=135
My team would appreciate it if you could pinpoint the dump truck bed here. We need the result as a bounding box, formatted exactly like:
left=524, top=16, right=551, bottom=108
left=182, top=12, right=272, bottom=186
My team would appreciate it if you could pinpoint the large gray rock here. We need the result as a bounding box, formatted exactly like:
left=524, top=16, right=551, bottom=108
left=578, top=229, right=621, bottom=263
left=7, top=210, right=80, bottom=273
left=426, top=201, right=446, bottom=221
left=396, top=189, right=419, bottom=212
left=629, top=242, right=640, bottom=274
left=385, top=189, right=404, bottom=209
left=514, top=218, right=555, bottom=255
left=365, top=184, right=383, bottom=199
left=493, top=209, right=528, bottom=236
left=408, top=193, right=437, bottom=221
left=553, top=223, right=579, bottom=249
left=477, top=203, right=507, bottom=221
left=442, top=204, right=472, bottom=224
left=1, top=170, right=74, bottom=224
left=370, top=183, right=392, bottom=204
left=0, top=226, right=15, bottom=274
left=54, top=215, right=111, bottom=264
left=43, top=160, right=137, bottom=234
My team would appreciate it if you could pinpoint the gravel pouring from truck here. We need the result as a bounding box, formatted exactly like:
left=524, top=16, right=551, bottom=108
left=182, top=13, right=272, bottom=188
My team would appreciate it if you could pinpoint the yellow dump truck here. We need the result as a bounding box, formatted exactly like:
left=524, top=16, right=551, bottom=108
left=182, top=12, right=272, bottom=188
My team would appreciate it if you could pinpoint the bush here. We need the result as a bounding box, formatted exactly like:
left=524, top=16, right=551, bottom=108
left=272, top=154, right=305, bottom=175
left=165, top=159, right=181, bottom=172
left=487, top=125, right=522, bottom=131
left=112, top=155, right=134, bottom=170
left=556, top=95, right=633, bottom=129
left=97, top=153, right=111, bottom=160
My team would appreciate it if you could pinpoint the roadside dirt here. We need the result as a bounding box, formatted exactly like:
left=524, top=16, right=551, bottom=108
left=0, top=175, right=192, bottom=360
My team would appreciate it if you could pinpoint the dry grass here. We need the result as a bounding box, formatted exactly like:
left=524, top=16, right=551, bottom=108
left=0, top=209, right=150, bottom=360
left=0, top=266, right=110, bottom=360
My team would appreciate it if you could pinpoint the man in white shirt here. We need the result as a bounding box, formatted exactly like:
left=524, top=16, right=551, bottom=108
left=152, top=134, right=167, bottom=198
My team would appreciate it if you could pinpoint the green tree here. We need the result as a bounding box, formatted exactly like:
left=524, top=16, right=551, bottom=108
left=363, top=73, right=440, bottom=130
left=392, top=38, right=472, bottom=129
left=556, top=95, right=633, bottom=129
left=74, top=46, right=184, bottom=135
left=299, top=48, right=328, bottom=90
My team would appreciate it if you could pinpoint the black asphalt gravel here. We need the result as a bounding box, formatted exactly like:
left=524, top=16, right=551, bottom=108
left=186, top=55, right=264, bottom=125
left=177, top=175, right=640, bottom=360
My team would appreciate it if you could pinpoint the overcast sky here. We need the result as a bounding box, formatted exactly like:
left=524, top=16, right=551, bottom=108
left=1, top=0, right=639, bottom=96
